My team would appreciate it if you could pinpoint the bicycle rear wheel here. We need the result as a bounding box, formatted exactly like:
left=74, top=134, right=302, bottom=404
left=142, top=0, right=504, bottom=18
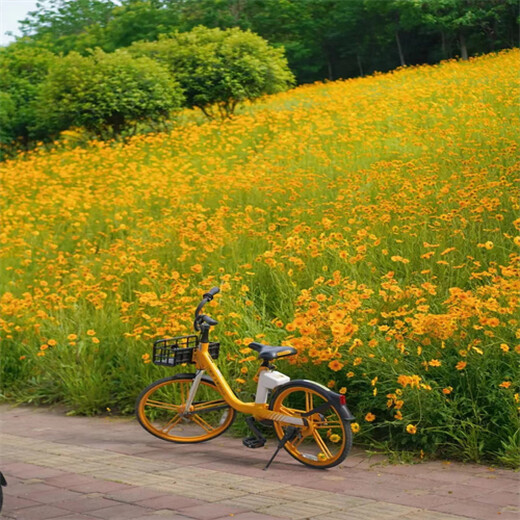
left=136, top=373, right=236, bottom=443
left=269, top=381, right=352, bottom=468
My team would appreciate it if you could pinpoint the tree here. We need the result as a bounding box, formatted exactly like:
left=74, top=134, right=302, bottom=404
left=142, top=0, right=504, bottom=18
left=19, top=0, right=118, bottom=54
left=0, top=42, right=56, bottom=147
left=418, top=0, right=519, bottom=60
left=33, top=48, right=184, bottom=138
left=130, top=26, right=294, bottom=118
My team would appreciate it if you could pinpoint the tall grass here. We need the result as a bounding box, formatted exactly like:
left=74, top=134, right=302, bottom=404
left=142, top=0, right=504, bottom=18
left=1, top=50, right=519, bottom=465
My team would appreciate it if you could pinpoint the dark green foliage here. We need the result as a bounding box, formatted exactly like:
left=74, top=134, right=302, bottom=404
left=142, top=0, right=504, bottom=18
left=0, top=43, right=56, bottom=149
left=33, top=49, right=184, bottom=138
left=15, top=0, right=519, bottom=83
left=130, top=27, right=294, bottom=118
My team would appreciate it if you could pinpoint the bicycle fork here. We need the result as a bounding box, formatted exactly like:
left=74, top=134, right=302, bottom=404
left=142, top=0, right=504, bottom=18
left=182, top=369, right=205, bottom=415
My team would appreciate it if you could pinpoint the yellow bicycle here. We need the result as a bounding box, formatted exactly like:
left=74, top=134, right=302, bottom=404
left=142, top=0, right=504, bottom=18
left=136, top=287, right=355, bottom=469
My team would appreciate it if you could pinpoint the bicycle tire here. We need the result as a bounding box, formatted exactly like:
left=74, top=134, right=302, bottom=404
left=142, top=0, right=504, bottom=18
left=136, top=373, right=236, bottom=443
left=269, top=380, right=352, bottom=469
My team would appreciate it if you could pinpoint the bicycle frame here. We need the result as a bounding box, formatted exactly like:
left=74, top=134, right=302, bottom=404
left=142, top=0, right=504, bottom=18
left=193, top=342, right=305, bottom=426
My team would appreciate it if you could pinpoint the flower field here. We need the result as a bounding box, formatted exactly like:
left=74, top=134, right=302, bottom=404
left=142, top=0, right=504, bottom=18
left=1, top=49, right=519, bottom=465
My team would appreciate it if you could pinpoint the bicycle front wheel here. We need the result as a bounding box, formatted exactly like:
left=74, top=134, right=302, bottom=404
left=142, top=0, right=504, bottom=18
left=269, top=381, right=352, bottom=468
left=136, top=373, right=236, bottom=443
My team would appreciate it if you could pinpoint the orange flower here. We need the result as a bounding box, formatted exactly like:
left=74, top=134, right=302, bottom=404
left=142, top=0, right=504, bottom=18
left=328, top=360, right=344, bottom=372
left=455, top=361, right=467, bottom=370
left=365, top=413, right=376, bottom=422
left=499, top=381, right=511, bottom=389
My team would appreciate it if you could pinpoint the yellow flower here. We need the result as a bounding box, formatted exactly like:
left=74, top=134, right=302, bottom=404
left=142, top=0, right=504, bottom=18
left=406, top=424, right=417, bottom=434
left=318, top=453, right=327, bottom=461
left=91, top=337, right=100, bottom=344
left=47, top=339, right=57, bottom=347
left=67, top=334, right=78, bottom=341
left=329, top=434, right=341, bottom=443
left=351, top=422, right=360, bottom=433
left=339, top=387, right=346, bottom=394
left=87, top=330, right=96, bottom=336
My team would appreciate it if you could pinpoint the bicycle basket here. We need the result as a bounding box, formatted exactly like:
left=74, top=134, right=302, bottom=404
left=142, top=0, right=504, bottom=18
left=152, top=335, right=220, bottom=367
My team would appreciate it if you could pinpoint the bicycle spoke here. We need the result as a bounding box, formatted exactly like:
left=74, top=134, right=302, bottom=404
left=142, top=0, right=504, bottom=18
left=179, top=382, right=187, bottom=404
left=289, top=431, right=305, bottom=449
left=162, top=414, right=183, bottom=433
left=314, top=419, right=343, bottom=429
left=305, top=391, right=313, bottom=413
left=279, top=404, right=306, bottom=415
left=312, top=430, right=333, bottom=459
left=190, top=413, right=216, bottom=433
left=192, top=399, right=227, bottom=412
left=145, top=399, right=180, bottom=412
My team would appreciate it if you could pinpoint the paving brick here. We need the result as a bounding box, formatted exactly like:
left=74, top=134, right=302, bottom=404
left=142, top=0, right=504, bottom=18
left=177, top=502, right=249, bottom=520
left=21, top=488, right=83, bottom=505
left=432, top=499, right=506, bottom=520
left=52, top=495, right=122, bottom=513
left=214, top=513, right=287, bottom=520
left=104, top=485, right=165, bottom=503
left=0, top=494, right=40, bottom=511
left=4, top=504, right=72, bottom=519
left=137, top=494, right=206, bottom=510
left=87, top=503, right=154, bottom=519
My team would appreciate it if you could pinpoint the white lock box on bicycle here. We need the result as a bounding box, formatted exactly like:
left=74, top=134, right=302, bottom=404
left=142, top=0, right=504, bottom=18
left=255, top=370, right=290, bottom=404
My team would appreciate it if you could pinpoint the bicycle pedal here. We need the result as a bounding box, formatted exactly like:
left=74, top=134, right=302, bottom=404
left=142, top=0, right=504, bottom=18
left=243, top=436, right=266, bottom=449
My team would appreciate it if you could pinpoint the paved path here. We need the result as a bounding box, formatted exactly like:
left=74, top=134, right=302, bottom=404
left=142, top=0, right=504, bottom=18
left=0, top=405, right=518, bottom=520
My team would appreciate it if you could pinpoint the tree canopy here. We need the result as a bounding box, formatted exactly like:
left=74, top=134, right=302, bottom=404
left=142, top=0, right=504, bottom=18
left=15, top=0, right=520, bottom=83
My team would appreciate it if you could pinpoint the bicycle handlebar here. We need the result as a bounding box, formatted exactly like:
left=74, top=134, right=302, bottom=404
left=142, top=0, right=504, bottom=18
left=194, top=287, right=220, bottom=332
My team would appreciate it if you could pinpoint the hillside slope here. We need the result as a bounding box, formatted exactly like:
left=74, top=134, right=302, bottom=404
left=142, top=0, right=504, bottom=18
left=1, top=49, right=519, bottom=464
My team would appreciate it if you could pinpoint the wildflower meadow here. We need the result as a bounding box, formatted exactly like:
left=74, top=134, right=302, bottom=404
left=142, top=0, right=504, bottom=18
left=1, top=49, right=519, bottom=466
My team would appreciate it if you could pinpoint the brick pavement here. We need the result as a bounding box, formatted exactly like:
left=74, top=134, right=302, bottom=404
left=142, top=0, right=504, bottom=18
left=0, top=405, right=518, bottom=520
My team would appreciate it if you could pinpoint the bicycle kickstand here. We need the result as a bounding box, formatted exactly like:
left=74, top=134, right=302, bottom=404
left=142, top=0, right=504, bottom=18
left=264, top=426, right=298, bottom=471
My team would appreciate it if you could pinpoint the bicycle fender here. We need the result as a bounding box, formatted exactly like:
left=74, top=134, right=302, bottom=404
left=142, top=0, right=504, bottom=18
left=172, top=372, right=216, bottom=385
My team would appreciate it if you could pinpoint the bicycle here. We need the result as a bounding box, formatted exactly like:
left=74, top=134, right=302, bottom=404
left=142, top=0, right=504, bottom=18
left=136, top=287, right=355, bottom=469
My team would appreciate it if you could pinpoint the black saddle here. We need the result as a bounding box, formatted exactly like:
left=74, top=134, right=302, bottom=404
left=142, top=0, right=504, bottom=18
left=249, top=342, right=297, bottom=361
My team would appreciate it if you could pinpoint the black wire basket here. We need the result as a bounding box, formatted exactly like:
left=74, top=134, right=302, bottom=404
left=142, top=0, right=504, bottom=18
left=152, top=335, right=220, bottom=367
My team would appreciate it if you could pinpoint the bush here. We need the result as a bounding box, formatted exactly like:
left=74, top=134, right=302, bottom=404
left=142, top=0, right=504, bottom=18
left=33, top=48, right=184, bottom=139
left=130, top=26, right=295, bottom=118
left=0, top=43, right=56, bottom=149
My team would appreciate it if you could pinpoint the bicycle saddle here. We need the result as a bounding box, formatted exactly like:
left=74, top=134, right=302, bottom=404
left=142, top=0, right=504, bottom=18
left=248, top=342, right=297, bottom=361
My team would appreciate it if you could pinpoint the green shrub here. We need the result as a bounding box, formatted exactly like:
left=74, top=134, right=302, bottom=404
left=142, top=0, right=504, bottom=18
left=0, top=43, right=56, bottom=149
left=33, top=48, right=184, bottom=139
left=130, top=26, right=295, bottom=118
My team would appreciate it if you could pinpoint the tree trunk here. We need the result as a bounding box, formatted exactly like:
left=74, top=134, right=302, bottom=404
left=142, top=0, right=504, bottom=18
left=357, top=54, right=364, bottom=77
left=459, top=33, right=468, bottom=60
left=395, top=30, right=405, bottom=66
left=326, top=57, right=333, bottom=81
left=441, top=30, right=447, bottom=59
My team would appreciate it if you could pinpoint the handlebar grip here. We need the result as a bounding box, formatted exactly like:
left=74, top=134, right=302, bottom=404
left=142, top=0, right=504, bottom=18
left=203, top=287, right=220, bottom=300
